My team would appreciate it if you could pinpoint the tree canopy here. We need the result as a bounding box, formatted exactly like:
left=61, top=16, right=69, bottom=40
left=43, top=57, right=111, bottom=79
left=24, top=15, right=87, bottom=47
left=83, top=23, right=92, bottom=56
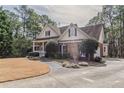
left=0, top=7, right=12, bottom=57
left=0, top=5, right=56, bottom=57
left=87, top=5, right=124, bottom=58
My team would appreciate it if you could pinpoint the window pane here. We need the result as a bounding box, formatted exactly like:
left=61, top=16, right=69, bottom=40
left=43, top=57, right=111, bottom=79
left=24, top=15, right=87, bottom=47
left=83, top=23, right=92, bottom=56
left=68, top=29, right=70, bottom=37
left=45, top=31, right=50, bottom=36
left=75, top=28, right=77, bottom=36
left=48, top=31, right=50, bottom=36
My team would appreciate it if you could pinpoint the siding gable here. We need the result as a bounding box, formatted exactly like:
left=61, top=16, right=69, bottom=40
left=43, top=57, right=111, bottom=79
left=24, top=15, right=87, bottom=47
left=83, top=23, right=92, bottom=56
left=36, top=25, right=59, bottom=39
left=59, top=24, right=91, bottom=41
left=98, top=26, right=104, bottom=43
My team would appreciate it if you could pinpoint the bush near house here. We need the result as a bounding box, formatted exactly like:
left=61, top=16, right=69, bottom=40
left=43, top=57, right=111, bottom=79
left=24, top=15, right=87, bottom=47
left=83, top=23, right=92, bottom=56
left=45, top=41, right=58, bottom=58
left=80, top=39, right=98, bottom=61
left=12, top=37, right=32, bottom=57
left=27, top=52, right=39, bottom=57
left=94, top=56, right=102, bottom=62
left=27, top=52, right=40, bottom=60
left=94, top=56, right=106, bottom=63
left=45, top=42, right=70, bottom=59
left=55, top=52, right=70, bottom=59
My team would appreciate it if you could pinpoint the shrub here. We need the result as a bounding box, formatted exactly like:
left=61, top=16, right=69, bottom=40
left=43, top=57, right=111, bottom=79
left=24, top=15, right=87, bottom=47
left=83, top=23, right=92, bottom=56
left=28, top=52, right=39, bottom=57
left=62, top=53, right=70, bottom=58
left=54, top=52, right=70, bottom=59
left=94, top=56, right=102, bottom=62
left=12, top=37, right=32, bottom=57
left=45, top=41, right=58, bottom=58
left=80, top=39, right=98, bottom=61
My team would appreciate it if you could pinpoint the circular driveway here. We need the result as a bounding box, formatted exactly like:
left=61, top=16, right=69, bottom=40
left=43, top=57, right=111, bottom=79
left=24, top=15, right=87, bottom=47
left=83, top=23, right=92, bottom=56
left=0, top=59, right=124, bottom=88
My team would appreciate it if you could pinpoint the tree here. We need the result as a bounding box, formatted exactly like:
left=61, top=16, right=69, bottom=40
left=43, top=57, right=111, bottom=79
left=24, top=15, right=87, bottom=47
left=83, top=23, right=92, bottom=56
left=87, top=5, right=124, bottom=58
left=115, top=6, right=124, bottom=57
left=15, top=6, right=56, bottom=39
left=40, top=15, right=57, bottom=27
left=0, top=7, right=12, bottom=57
left=0, top=5, right=57, bottom=57
left=14, top=5, right=29, bottom=37
left=5, top=10, right=21, bottom=38
left=80, top=39, right=98, bottom=61
left=87, top=12, right=104, bottom=26
left=26, top=8, right=41, bottom=39
left=45, top=41, right=58, bottom=58
left=12, top=36, right=32, bottom=57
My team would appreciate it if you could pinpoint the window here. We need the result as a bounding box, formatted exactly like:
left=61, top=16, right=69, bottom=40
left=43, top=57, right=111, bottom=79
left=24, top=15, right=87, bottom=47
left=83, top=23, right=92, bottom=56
left=75, top=28, right=77, bottom=36
left=63, top=45, right=67, bottom=53
left=68, top=29, right=71, bottom=37
left=45, top=31, right=50, bottom=36
left=35, top=46, right=40, bottom=51
left=104, top=47, right=106, bottom=52
left=68, top=28, right=77, bottom=37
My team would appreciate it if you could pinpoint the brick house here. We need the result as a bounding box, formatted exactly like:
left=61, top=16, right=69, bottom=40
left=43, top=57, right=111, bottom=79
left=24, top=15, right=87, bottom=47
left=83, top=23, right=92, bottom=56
left=32, top=23, right=108, bottom=58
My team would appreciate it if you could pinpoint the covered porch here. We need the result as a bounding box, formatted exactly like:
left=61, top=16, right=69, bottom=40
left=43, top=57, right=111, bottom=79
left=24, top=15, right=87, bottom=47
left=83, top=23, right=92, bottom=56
left=32, top=40, right=47, bottom=57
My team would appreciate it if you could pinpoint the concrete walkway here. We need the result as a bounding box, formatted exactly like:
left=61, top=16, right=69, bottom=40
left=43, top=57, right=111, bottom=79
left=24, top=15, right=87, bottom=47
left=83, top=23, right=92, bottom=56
left=0, top=59, right=124, bottom=87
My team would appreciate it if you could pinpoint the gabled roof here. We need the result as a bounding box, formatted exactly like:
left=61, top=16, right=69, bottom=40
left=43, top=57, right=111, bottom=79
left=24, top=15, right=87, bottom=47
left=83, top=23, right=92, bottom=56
left=59, top=25, right=68, bottom=34
left=58, top=23, right=92, bottom=41
left=59, top=24, right=103, bottom=40
left=80, top=24, right=103, bottom=40
left=36, top=24, right=60, bottom=40
left=46, top=24, right=61, bottom=35
left=59, top=24, right=77, bottom=34
left=35, top=23, right=103, bottom=41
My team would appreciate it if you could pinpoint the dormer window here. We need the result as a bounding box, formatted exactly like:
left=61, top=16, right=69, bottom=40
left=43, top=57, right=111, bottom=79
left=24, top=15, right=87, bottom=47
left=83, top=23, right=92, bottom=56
left=68, top=29, right=71, bottom=37
left=68, top=28, right=77, bottom=37
left=45, top=31, right=50, bottom=36
left=75, top=28, right=77, bottom=36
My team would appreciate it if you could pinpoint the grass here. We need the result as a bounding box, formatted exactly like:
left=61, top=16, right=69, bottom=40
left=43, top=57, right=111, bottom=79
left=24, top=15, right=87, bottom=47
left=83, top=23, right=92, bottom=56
left=0, top=58, right=49, bottom=83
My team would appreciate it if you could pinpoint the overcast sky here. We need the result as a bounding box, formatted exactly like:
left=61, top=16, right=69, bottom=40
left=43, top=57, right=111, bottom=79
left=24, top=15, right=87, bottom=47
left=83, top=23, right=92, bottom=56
left=3, top=5, right=102, bottom=27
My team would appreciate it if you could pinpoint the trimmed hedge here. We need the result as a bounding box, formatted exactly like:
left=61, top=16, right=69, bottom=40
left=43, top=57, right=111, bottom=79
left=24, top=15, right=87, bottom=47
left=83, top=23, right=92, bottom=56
left=94, top=56, right=102, bottom=62
left=28, top=52, right=39, bottom=57
left=54, top=52, right=70, bottom=59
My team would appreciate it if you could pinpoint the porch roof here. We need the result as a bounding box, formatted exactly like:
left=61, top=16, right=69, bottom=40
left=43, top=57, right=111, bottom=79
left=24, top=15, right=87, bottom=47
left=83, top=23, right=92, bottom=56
left=33, top=40, right=48, bottom=43
left=35, top=36, right=59, bottom=40
left=58, top=39, right=82, bottom=43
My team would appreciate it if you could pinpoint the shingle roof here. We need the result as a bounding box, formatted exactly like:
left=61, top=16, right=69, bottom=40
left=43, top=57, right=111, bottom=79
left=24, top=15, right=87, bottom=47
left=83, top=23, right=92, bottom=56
left=59, top=24, right=103, bottom=40
left=35, top=24, right=103, bottom=41
left=47, top=24, right=61, bottom=35
left=59, top=24, right=77, bottom=34
left=80, top=24, right=103, bottom=40
left=59, top=25, right=69, bottom=34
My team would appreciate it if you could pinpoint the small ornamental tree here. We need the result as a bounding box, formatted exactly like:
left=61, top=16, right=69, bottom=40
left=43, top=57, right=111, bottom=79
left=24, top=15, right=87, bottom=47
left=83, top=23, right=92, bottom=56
left=45, top=41, right=58, bottom=58
left=80, top=39, right=98, bottom=61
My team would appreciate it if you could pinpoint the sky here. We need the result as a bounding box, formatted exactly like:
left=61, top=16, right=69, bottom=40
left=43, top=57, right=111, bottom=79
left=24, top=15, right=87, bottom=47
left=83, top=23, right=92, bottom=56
left=3, top=5, right=102, bottom=27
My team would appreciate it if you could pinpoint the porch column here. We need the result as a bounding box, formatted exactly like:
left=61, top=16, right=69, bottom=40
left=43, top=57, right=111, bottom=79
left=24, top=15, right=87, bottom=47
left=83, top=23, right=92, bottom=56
left=42, top=42, right=45, bottom=52
left=33, top=42, right=35, bottom=52
left=61, top=44, right=64, bottom=56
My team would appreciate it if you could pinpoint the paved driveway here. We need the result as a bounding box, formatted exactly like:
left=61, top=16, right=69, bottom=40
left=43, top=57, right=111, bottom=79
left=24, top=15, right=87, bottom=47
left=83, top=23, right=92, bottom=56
left=0, top=59, right=124, bottom=88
